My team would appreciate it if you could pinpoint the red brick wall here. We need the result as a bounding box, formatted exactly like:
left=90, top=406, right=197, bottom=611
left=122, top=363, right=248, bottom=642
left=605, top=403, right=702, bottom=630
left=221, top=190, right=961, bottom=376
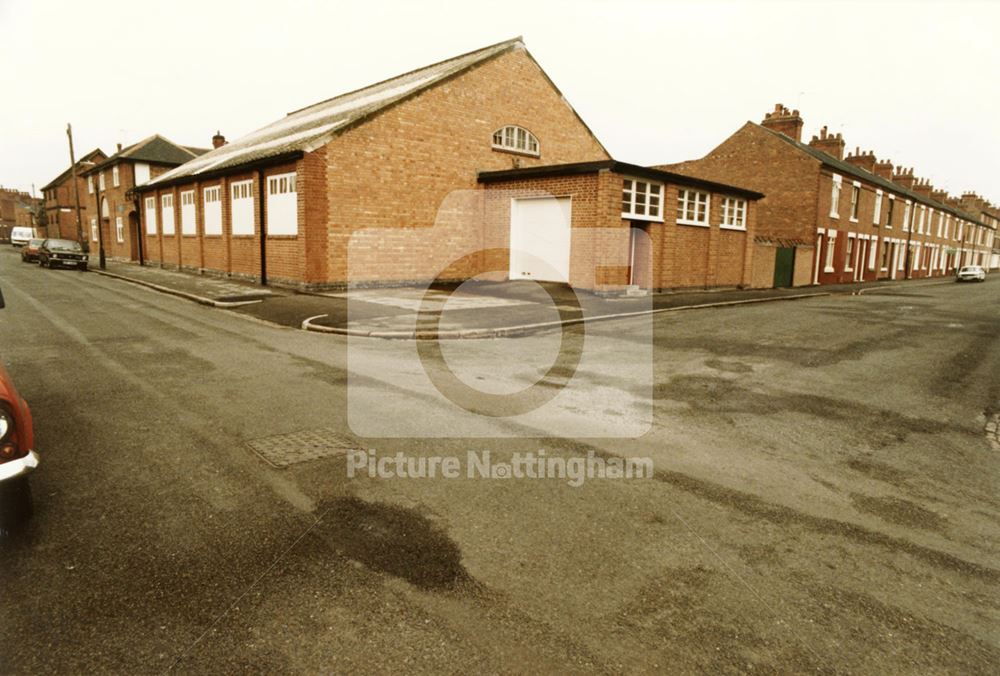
left=324, top=46, right=609, bottom=287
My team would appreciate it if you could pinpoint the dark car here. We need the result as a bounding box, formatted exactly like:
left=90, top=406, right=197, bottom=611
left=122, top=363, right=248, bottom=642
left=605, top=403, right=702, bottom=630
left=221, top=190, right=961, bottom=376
left=0, top=286, right=38, bottom=530
left=38, top=238, right=88, bottom=270
left=20, top=238, right=44, bottom=263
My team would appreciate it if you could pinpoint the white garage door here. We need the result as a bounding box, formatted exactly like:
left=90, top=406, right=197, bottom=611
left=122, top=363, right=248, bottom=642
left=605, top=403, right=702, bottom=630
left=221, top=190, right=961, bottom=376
left=509, top=197, right=571, bottom=282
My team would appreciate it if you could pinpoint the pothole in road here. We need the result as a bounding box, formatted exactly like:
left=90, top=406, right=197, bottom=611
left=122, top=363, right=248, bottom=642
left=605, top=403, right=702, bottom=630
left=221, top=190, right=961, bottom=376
left=319, top=497, right=472, bottom=591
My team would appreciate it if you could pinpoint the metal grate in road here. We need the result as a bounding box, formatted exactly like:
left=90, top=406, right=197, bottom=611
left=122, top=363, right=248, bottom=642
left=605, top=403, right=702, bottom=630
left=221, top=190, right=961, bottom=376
left=246, top=428, right=359, bottom=468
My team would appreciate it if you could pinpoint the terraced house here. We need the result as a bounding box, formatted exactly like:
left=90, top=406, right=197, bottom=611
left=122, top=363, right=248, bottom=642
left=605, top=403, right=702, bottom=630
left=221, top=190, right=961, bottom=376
left=80, top=135, right=209, bottom=262
left=664, top=104, right=997, bottom=287
left=40, top=148, right=107, bottom=243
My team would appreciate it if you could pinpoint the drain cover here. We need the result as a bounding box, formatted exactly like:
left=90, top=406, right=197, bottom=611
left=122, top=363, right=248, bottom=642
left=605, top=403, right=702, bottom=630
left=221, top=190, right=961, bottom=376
left=247, top=428, right=358, bottom=467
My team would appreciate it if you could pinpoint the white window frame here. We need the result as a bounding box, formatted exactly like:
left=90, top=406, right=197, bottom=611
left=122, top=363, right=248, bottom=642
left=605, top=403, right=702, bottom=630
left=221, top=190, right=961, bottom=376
left=180, top=190, right=196, bottom=236
left=677, top=188, right=710, bottom=227
left=87, top=176, right=94, bottom=194
left=266, top=172, right=298, bottom=236
left=844, top=233, right=856, bottom=271
left=880, top=237, right=891, bottom=271
left=902, top=200, right=912, bottom=232
left=112, top=165, right=120, bottom=188
left=161, top=193, right=175, bottom=235
left=491, top=125, right=540, bottom=156
left=917, top=205, right=925, bottom=234
left=720, top=197, right=747, bottom=230
left=144, top=196, right=157, bottom=234
left=90, top=217, right=98, bottom=242
left=829, top=174, right=842, bottom=218
left=873, top=189, right=883, bottom=225
left=115, top=216, right=124, bottom=243
left=868, top=235, right=878, bottom=270
left=230, top=179, right=254, bottom=236
left=849, top=181, right=860, bottom=222
left=885, top=194, right=895, bottom=228
left=203, top=186, right=222, bottom=236
left=621, top=177, right=664, bottom=222
left=99, top=172, right=106, bottom=191
left=824, top=229, right=837, bottom=272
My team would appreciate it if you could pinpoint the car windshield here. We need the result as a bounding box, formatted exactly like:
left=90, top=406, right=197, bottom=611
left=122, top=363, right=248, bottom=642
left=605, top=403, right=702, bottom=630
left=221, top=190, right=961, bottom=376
left=47, top=239, right=82, bottom=252
left=28, top=239, right=43, bottom=247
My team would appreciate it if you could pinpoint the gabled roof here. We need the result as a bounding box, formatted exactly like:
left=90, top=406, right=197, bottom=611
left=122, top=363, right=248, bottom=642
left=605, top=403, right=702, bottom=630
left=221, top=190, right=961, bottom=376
left=41, top=148, right=107, bottom=191
left=478, top=160, right=764, bottom=200
left=82, top=135, right=208, bottom=177
left=145, top=36, right=605, bottom=189
left=756, top=124, right=985, bottom=227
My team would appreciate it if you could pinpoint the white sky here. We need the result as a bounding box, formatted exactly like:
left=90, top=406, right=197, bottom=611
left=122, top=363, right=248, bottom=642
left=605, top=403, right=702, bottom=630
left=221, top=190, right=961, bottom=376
left=2, top=0, right=998, bottom=201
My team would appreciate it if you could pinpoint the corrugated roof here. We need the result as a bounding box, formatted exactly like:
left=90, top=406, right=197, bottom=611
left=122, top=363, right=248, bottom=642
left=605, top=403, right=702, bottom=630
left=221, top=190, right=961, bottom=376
left=146, top=37, right=528, bottom=187
left=758, top=124, right=985, bottom=227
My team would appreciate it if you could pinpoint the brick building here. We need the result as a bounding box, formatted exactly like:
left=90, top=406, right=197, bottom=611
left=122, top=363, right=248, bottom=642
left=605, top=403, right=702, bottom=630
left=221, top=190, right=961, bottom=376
left=0, top=187, right=41, bottom=243
left=478, top=161, right=763, bottom=291
left=80, top=136, right=208, bottom=262
left=957, top=192, right=1000, bottom=270
left=663, top=104, right=997, bottom=287
left=40, top=148, right=107, bottom=243
left=135, top=37, right=620, bottom=288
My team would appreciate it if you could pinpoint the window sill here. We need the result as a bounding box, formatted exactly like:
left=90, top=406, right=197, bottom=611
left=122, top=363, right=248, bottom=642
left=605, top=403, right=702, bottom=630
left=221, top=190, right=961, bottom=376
left=182, top=234, right=198, bottom=238
left=850, top=217, right=859, bottom=223
left=829, top=214, right=840, bottom=219
left=719, top=224, right=746, bottom=232
left=232, top=234, right=256, bottom=239
left=491, top=145, right=540, bottom=158
left=677, top=219, right=709, bottom=228
left=204, top=234, right=223, bottom=239
left=267, top=234, right=299, bottom=240
left=823, top=266, right=835, bottom=273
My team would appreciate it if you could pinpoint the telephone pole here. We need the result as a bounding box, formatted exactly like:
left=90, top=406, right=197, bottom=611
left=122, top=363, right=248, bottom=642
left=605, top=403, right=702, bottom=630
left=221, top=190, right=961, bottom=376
left=66, top=123, right=85, bottom=248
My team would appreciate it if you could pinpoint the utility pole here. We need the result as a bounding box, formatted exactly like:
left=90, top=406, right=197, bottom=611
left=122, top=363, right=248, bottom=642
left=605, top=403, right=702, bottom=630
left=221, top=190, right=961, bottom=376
left=66, top=123, right=85, bottom=248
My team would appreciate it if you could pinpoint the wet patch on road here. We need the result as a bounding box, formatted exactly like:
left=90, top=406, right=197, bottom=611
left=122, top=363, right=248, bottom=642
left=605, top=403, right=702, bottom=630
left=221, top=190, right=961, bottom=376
left=851, top=493, right=947, bottom=532
left=318, top=497, right=472, bottom=591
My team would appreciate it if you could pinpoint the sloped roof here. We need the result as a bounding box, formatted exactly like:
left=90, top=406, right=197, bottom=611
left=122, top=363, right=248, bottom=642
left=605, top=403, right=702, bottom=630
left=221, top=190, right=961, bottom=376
left=146, top=36, right=560, bottom=188
left=83, top=135, right=208, bottom=177
left=756, top=124, right=985, bottom=227
left=41, top=148, right=107, bottom=191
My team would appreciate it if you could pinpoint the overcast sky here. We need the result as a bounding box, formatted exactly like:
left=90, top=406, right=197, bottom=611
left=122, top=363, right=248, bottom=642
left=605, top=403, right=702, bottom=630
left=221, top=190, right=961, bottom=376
left=2, top=0, right=998, bottom=201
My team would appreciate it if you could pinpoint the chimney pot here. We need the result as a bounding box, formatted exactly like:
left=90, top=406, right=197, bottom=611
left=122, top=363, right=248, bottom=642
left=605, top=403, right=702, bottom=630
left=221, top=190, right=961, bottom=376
left=116, top=142, right=122, bottom=152
left=212, top=130, right=226, bottom=149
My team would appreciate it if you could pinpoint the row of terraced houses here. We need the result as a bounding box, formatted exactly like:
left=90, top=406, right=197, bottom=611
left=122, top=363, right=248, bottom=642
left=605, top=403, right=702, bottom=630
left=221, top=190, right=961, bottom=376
left=36, top=38, right=1000, bottom=294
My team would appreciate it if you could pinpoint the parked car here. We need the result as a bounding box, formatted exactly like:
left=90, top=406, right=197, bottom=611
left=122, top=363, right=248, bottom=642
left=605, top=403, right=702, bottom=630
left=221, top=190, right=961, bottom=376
left=0, top=286, right=38, bottom=528
left=20, top=238, right=44, bottom=263
left=10, top=227, right=36, bottom=247
left=956, top=265, right=986, bottom=282
left=38, top=238, right=88, bottom=270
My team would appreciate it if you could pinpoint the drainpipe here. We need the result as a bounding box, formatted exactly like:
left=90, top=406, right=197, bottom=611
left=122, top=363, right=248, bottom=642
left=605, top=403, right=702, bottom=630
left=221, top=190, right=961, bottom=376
left=130, top=187, right=144, bottom=266
left=257, top=169, right=267, bottom=286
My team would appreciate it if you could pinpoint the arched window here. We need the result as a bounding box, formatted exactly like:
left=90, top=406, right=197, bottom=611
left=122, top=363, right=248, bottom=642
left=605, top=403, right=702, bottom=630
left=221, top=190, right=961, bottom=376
left=492, top=125, right=539, bottom=156
left=101, top=196, right=110, bottom=218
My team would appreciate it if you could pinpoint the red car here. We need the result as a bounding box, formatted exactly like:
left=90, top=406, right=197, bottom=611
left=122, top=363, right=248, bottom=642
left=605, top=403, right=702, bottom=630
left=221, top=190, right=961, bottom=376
left=20, top=238, right=43, bottom=264
left=0, top=287, right=37, bottom=527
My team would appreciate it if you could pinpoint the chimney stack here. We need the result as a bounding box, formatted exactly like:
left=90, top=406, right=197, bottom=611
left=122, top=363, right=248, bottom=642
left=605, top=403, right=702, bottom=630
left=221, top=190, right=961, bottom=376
left=760, top=103, right=804, bottom=142
left=808, top=126, right=846, bottom=160
left=931, top=188, right=949, bottom=204
left=844, top=147, right=877, bottom=173
left=874, top=158, right=894, bottom=180
left=912, top=178, right=933, bottom=198
left=117, top=142, right=122, bottom=152
left=212, top=130, right=226, bottom=149
left=892, top=166, right=916, bottom=190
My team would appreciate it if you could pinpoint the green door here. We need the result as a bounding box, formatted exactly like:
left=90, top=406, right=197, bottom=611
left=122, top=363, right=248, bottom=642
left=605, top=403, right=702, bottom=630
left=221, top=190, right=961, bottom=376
left=773, top=247, right=795, bottom=288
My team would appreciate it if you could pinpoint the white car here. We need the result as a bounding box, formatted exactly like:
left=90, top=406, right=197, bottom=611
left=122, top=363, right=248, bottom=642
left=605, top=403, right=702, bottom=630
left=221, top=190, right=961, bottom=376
left=956, top=265, right=986, bottom=282
left=10, top=227, right=37, bottom=247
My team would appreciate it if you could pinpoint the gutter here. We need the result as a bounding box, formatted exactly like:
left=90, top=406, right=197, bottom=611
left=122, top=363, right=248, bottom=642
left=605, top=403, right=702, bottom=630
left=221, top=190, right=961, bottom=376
left=135, top=151, right=304, bottom=193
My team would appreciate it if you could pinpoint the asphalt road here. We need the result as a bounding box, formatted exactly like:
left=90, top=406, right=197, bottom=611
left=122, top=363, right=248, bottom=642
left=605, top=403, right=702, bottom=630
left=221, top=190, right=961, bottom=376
left=1, top=247, right=999, bottom=674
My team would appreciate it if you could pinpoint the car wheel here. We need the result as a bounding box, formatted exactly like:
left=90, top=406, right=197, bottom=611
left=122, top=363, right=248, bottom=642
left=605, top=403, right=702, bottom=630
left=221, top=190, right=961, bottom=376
left=80, top=264, right=88, bottom=272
